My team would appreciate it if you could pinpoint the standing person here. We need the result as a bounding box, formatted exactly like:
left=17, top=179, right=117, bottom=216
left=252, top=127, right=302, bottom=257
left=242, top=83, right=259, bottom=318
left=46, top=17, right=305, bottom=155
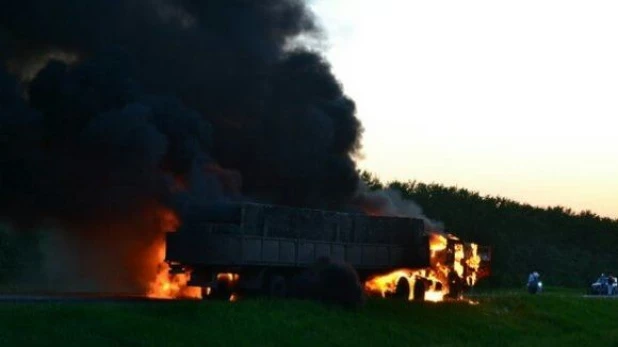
left=527, top=272, right=536, bottom=294
left=527, top=271, right=541, bottom=294
left=534, top=272, right=542, bottom=293
left=527, top=272, right=536, bottom=285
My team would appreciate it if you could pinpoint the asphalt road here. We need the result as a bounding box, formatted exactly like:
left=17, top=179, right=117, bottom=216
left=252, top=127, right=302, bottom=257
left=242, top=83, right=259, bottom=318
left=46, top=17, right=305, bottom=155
left=0, top=293, right=200, bottom=303
left=2, top=292, right=617, bottom=303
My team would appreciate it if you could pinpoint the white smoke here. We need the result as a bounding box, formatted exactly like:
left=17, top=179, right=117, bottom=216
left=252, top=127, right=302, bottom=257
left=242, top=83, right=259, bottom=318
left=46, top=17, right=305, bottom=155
left=355, top=181, right=445, bottom=232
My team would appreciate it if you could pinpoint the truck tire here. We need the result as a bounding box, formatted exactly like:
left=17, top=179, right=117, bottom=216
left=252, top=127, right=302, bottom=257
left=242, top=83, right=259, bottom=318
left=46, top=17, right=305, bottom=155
left=266, top=275, right=287, bottom=298
left=209, top=278, right=232, bottom=300
left=394, top=277, right=410, bottom=300
left=413, top=279, right=425, bottom=302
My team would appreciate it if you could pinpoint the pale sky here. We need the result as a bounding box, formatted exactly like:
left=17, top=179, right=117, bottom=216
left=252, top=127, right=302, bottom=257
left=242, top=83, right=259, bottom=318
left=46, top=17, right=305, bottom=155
left=309, top=0, right=618, bottom=219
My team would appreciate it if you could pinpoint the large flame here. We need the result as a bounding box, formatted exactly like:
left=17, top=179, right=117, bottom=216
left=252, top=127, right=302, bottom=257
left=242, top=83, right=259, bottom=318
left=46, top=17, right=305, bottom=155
left=365, top=232, right=485, bottom=303
left=429, top=233, right=448, bottom=254
left=364, top=268, right=445, bottom=302
left=146, top=207, right=201, bottom=299
left=464, top=243, right=482, bottom=286
left=145, top=207, right=241, bottom=300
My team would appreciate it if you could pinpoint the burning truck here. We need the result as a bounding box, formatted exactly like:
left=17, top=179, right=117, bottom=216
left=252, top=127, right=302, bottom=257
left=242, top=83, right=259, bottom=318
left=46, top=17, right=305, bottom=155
left=2, top=0, right=488, bottom=304
left=162, top=202, right=491, bottom=302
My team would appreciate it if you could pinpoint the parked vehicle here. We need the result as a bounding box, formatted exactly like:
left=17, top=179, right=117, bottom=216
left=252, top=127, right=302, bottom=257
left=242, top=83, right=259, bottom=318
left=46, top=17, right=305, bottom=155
left=589, top=274, right=617, bottom=296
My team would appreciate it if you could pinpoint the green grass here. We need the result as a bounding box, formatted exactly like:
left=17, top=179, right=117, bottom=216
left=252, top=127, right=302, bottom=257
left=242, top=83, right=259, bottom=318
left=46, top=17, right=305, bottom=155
left=0, top=291, right=617, bottom=347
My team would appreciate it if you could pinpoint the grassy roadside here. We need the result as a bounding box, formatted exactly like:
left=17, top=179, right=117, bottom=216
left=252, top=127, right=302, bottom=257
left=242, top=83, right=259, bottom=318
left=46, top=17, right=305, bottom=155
left=0, top=291, right=617, bottom=347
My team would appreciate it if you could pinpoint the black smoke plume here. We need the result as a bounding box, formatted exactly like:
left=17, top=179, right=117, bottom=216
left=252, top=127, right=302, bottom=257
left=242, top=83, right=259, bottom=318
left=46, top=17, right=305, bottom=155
left=0, top=0, right=363, bottom=292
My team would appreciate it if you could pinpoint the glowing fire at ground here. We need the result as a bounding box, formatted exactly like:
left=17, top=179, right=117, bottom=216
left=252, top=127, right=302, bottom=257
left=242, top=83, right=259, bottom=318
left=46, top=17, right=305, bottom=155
left=365, top=232, right=487, bottom=303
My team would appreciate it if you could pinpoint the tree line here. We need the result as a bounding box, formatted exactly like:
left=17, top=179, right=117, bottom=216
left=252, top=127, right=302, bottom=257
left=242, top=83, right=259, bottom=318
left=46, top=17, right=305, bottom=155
left=360, top=171, right=618, bottom=289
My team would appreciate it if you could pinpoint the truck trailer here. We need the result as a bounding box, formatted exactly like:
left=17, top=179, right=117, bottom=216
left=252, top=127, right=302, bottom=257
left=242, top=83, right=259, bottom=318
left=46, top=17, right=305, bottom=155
left=164, top=202, right=431, bottom=299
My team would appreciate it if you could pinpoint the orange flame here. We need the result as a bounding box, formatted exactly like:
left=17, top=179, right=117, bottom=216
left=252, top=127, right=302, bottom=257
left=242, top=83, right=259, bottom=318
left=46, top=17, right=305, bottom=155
left=146, top=243, right=201, bottom=299
left=429, top=233, right=448, bottom=254
left=217, top=273, right=240, bottom=283
left=364, top=267, right=446, bottom=302
left=465, top=244, right=482, bottom=286
left=142, top=195, right=246, bottom=301
left=147, top=207, right=200, bottom=299
left=365, top=231, right=485, bottom=303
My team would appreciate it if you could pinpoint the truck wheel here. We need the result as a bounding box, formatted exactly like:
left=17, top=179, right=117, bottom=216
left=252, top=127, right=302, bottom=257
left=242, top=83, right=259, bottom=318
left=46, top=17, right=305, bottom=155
left=209, top=279, right=232, bottom=300
left=413, top=279, right=425, bottom=302
left=267, top=275, right=287, bottom=298
left=394, top=277, right=410, bottom=300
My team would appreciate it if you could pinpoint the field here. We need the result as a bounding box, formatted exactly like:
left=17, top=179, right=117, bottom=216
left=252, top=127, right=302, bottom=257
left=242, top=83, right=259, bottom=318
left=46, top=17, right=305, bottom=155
left=0, top=289, right=617, bottom=347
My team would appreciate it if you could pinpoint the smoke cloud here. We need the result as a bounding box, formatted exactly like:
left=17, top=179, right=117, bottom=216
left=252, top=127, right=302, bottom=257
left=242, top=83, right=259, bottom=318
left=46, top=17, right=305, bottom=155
left=352, top=183, right=445, bottom=232
left=0, top=0, right=363, bottom=292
